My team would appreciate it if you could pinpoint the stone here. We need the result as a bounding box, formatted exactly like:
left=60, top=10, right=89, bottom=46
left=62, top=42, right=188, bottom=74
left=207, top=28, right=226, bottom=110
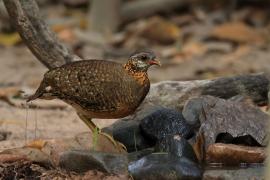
left=182, top=98, right=203, bottom=129
left=140, top=108, right=194, bottom=141
left=129, top=153, right=202, bottom=180
left=106, top=120, right=153, bottom=152
left=183, top=96, right=270, bottom=150
left=59, top=150, right=128, bottom=175
left=128, top=148, right=154, bottom=162
left=156, top=135, right=198, bottom=163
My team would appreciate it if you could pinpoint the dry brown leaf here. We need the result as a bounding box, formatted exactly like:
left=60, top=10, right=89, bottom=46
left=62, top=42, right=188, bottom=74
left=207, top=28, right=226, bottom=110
left=57, top=29, right=76, bottom=43
left=0, top=86, right=20, bottom=106
left=211, top=22, right=264, bottom=44
left=141, top=16, right=181, bottom=44
left=0, top=33, right=21, bottom=46
left=0, top=86, right=20, bottom=97
left=181, top=41, right=207, bottom=57
left=26, top=139, right=47, bottom=150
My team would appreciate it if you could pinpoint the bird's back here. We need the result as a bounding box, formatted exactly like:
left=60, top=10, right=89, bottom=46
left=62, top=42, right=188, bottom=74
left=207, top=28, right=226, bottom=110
left=42, top=60, right=150, bottom=118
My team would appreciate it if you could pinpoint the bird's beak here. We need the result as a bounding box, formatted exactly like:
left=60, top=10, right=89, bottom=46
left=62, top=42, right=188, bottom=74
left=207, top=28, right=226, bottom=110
left=149, top=59, right=161, bottom=66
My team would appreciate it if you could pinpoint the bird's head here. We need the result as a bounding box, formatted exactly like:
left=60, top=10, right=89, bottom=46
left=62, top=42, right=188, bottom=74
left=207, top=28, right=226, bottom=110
left=126, top=51, right=161, bottom=72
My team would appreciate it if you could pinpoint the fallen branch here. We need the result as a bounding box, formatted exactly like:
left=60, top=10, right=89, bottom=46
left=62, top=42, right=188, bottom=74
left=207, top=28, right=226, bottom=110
left=121, top=0, right=191, bottom=22
left=120, top=73, right=270, bottom=122
left=3, top=0, right=78, bottom=69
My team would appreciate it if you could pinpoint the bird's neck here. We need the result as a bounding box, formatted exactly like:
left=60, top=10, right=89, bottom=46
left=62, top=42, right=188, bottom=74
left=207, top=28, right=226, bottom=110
left=123, top=62, right=148, bottom=85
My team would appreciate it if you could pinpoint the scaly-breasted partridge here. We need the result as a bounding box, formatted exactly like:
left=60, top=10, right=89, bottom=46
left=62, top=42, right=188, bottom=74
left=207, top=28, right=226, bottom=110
left=27, top=51, right=160, bottom=149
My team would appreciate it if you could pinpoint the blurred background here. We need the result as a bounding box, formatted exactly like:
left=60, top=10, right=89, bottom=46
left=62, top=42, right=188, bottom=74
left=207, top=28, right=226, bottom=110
left=0, top=0, right=270, bottom=150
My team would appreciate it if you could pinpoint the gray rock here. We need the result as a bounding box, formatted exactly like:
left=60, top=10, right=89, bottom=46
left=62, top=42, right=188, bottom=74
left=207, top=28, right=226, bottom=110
left=156, top=135, right=198, bottom=163
left=104, top=120, right=153, bottom=152
left=182, top=98, right=203, bottom=129
left=129, top=153, right=202, bottom=180
left=59, top=150, right=128, bottom=174
left=102, top=106, right=163, bottom=152
left=128, top=148, right=155, bottom=162
left=195, top=96, right=269, bottom=149
left=140, top=108, right=194, bottom=140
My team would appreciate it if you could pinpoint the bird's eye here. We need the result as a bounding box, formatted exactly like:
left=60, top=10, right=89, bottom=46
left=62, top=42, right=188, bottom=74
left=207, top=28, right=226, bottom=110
left=141, top=55, right=147, bottom=61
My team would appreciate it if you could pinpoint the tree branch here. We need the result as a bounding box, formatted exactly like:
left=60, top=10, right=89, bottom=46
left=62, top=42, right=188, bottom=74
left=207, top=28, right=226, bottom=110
left=3, top=0, right=78, bottom=69
left=121, top=0, right=191, bottom=22
left=139, top=73, right=270, bottom=115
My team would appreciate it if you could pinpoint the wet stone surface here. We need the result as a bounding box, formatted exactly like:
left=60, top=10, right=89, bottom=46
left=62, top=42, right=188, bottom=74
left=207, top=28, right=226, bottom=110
left=129, top=153, right=202, bottom=180
left=59, top=150, right=128, bottom=174
left=107, top=120, right=153, bottom=152
left=140, top=108, right=194, bottom=141
left=156, top=134, right=198, bottom=163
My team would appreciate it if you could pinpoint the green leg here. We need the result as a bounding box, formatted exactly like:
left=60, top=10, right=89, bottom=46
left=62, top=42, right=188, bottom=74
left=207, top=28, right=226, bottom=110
left=77, top=113, right=127, bottom=151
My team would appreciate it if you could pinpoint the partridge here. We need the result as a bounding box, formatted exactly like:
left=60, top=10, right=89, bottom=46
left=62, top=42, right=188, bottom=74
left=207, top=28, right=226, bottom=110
left=27, top=51, right=160, bottom=148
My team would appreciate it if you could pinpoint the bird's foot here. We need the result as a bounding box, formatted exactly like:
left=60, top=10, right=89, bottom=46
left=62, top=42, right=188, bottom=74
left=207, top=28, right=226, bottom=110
left=98, top=130, right=127, bottom=152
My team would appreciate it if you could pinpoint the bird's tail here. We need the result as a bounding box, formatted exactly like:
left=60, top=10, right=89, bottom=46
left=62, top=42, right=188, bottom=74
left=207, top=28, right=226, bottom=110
left=26, top=80, right=47, bottom=102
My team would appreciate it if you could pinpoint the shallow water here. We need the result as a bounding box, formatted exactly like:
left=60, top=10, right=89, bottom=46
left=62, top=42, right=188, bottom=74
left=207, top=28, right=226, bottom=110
left=205, top=162, right=264, bottom=170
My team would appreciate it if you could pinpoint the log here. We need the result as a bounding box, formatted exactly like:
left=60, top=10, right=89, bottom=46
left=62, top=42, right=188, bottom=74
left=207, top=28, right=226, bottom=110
left=121, top=0, right=191, bottom=22
left=3, top=0, right=78, bottom=69
left=119, top=73, right=270, bottom=123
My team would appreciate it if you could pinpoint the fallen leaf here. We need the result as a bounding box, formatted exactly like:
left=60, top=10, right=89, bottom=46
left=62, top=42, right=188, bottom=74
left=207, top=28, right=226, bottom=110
left=57, top=28, right=77, bottom=43
left=181, top=41, right=207, bottom=57
left=26, top=139, right=47, bottom=150
left=211, top=22, right=264, bottom=44
left=0, top=86, right=20, bottom=97
left=0, top=33, right=21, bottom=46
left=141, top=16, right=181, bottom=44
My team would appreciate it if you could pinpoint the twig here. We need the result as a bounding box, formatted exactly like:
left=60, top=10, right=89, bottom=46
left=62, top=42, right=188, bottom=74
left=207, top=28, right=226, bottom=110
left=3, top=0, right=79, bottom=69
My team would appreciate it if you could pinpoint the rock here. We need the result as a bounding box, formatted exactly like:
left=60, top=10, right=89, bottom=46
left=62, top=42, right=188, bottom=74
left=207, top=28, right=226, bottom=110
left=182, top=98, right=204, bottom=129
left=40, top=132, right=126, bottom=166
left=128, top=148, right=155, bottom=162
left=183, top=96, right=270, bottom=150
left=206, top=143, right=266, bottom=165
left=156, top=135, right=198, bottom=163
left=104, top=120, right=153, bottom=152
left=203, top=166, right=264, bottom=180
left=103, top=106, right=163, bottom=152
left=140, top=108, right=194, bottom=141
left=129, top=153, right=202, bottom=180
left=59, top=150, right=128, bottom=175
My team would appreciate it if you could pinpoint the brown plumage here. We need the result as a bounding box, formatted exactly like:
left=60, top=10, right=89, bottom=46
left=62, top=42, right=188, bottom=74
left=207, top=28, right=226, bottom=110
left=28, top=51, right=160, bottom=120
